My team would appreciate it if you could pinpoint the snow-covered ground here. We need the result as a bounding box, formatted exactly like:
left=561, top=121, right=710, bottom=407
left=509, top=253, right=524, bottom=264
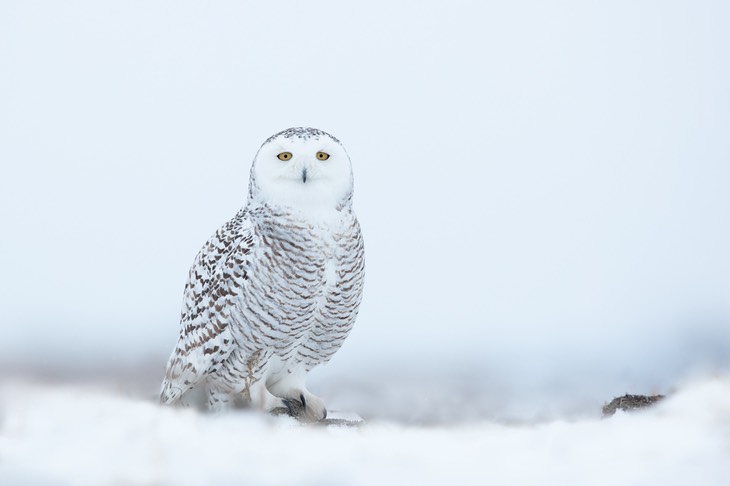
left=1, top=375, right=729, bottom=486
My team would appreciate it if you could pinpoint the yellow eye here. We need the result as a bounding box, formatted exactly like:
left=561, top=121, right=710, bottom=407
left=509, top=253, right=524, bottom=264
left=316, top=152, right=330, bottom=160
left=277, top=152, right=293, bottom=161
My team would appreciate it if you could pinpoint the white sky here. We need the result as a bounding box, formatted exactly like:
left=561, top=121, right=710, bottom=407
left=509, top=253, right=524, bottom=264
left=1, top=1, right=728, bottom=402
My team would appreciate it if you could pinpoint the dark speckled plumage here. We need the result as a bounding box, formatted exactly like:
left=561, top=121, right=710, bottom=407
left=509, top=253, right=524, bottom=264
left=160, top=128, right=364, bottom=419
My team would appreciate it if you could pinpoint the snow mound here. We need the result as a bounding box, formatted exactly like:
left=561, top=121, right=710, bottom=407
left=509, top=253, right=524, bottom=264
left=1, top=376, right=729, bottom=486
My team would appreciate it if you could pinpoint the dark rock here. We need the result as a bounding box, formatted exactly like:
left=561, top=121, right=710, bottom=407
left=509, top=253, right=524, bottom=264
left=602, top=393, right=666, bottom=417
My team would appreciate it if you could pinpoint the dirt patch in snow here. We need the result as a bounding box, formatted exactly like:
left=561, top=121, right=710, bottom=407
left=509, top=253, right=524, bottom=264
left=602, top=393, right=666, bottom=417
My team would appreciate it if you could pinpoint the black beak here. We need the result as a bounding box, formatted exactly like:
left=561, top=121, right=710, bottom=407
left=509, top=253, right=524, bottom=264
left=302, top=168, right=307, bottom=183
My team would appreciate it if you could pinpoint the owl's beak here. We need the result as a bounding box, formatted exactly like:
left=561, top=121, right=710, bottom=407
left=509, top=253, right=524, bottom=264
left=301, top=168, right=308, bottom=183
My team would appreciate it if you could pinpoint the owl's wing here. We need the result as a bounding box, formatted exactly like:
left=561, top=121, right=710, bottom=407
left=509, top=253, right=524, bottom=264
left=160, top=209, right=255, bottom=405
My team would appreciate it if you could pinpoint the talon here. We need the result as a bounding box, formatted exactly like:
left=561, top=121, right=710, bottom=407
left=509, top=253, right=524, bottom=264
left=300, top=393, right=306, bottom=408
left=282, top=398, right=304, bottom=417
left=283, top=398, right=295, bottom=415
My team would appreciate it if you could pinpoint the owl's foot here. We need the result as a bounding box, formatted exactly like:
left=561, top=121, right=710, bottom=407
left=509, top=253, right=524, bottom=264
left=276, top=396, right=305, bottom=417
left=274, top=391, right=327, bottom=423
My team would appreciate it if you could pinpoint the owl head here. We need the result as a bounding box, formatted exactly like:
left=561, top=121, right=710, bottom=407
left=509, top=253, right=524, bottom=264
left=249, top=128, right=354, bottom=211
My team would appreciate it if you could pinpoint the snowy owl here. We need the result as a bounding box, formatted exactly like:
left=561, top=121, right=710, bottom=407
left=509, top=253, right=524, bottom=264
left=160, top=127, right=365, bottom=422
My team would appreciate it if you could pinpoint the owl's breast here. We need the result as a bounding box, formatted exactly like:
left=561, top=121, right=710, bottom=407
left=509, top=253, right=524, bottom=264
left=229, top=210, right=364, bottom=372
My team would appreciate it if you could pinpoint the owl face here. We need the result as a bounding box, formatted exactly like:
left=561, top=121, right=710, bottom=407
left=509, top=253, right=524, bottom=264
left=251, top=128, right=353, bottom=211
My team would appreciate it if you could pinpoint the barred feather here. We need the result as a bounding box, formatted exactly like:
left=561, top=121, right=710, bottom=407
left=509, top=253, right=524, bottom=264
left=160, top=128, right=364, bottom=416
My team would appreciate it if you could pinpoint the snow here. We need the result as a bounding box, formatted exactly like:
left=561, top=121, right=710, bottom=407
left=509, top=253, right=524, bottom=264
left=1, top=376, right=729, bottom=486
left=1, top=1, right=729, bottom=484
